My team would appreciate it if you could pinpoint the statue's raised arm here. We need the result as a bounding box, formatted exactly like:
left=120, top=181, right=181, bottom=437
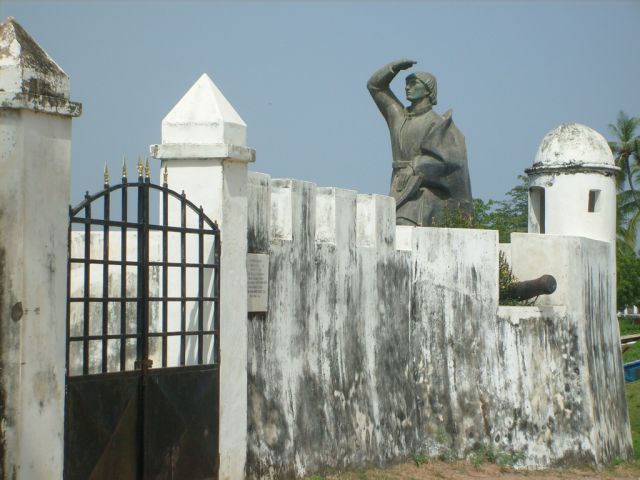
left=367, top=59, right=416, bottom=123
left=367, top=59, right=473, bottom=227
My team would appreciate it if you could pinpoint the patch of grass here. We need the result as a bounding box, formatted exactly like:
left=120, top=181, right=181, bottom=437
left=623, top=341, right=640, bottom=363
left=620, top=317, right=640, bottom=462
left=466, top=446, right=524, bottom=468
left=620, top=318, right=640, bottom=363
left=412, top=452, right=428, bottom=467
left=469, top=450, right=484, bottom=468
left=431, top=426, right=457, bottom=462
left=620, top=317, right=640, bottom=336
left=626, top=380, right=640, bottom=459
left=439, top=448, right=457, bottom=463
left=484, top=446, right=497, bottom=463
left=610, top=456, right=626, bottom=467
left=495, top=450, right=525, bottom=466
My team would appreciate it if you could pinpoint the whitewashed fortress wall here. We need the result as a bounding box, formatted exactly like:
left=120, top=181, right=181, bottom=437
left=245, top=172, right=631, bottom=478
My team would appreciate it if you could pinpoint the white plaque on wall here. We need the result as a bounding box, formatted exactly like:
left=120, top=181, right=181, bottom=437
left=247, top=253, right=269, bottom=312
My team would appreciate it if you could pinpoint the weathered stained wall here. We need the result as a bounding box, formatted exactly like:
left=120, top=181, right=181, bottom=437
left=508, top=233, right=632, bottom=464
left=0, top=109, right=71, bottom=479
left=246, top=172, right=632, bottom=479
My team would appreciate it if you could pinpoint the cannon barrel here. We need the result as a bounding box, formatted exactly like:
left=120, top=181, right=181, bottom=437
left=503, top=274, right=557, bottom=301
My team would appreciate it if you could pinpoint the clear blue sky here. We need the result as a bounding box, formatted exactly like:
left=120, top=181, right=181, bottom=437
left=3, top=1, right=640, bottom=204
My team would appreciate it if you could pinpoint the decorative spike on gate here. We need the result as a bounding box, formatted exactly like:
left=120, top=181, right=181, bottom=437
left=163, top=164, right=168, bottom=186
left=121, top=157, right=127, bottom=179
left=145, top=158, right=151, bottom=179
left=137, top=157, right=143, bottom=178
left=103, top=163, right=110, bottom=186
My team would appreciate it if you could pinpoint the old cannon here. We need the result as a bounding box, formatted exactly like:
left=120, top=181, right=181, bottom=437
left=501, top=274, right=557, bottom=302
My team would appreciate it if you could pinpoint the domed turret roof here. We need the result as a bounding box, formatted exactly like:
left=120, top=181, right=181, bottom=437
left=529, top=123, right=618, bottom=173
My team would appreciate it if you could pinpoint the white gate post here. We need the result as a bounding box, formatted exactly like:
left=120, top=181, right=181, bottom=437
left=0, top=17, right=81, bottom=478
left=150, top=73, right=254, bottom=480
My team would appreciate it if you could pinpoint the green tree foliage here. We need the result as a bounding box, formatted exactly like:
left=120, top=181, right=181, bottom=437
left=433, top=176, right=529, bottom=240
left=474, top=175, right=529, bottom=243
left=609, top=111, right=640, bottom=249
left=618, top=242, right=640, bottom=310
left=432, top=206, right=475, bottom=228
left=609, top=111, right=640, bottom=192
left=608, top=111, right=640, bottom=310
left=619, top=183, right=640, bottom=249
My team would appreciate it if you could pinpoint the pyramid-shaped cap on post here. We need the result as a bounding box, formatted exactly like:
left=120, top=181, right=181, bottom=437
left=162, top=73, right=247, bottom=146
left=0, top=17, right=69, bottom=98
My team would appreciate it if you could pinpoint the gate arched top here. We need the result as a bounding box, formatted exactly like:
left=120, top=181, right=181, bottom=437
left=70, top=178, right=219, bottom=232
left=66, top=163, right=222, bottom=377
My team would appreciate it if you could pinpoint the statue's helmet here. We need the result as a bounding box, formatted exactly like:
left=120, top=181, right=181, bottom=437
left=408, top=72, right=437, bottom=106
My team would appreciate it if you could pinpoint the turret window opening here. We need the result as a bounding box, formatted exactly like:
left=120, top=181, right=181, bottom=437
left=588, top=190, right=601, bottom=213
left=529, top=187, right=545, bottom=234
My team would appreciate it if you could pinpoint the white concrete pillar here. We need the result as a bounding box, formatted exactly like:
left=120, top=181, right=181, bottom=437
left=0, top=17, right=81, bottom=479
left=150, top=73, right=255, bottom=480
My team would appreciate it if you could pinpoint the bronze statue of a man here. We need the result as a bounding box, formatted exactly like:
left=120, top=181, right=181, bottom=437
left=367, top=59, right=472, bottom=226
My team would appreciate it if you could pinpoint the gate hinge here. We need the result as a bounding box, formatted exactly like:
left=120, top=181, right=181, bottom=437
left=135, top=359, right=153, bottom=370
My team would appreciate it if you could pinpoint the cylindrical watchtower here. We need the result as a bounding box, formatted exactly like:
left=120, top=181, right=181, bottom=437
left=526, top=123, right=619, bottom=245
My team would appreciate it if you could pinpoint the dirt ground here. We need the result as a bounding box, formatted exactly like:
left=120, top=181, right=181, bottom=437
left=313, top=459, right=640, bottom=480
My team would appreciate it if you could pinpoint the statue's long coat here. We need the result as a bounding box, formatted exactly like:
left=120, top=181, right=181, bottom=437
left=389, top=108, right=473, bottom=226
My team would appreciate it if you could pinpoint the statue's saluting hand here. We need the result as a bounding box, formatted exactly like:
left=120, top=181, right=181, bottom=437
left=389, top=59, right=417, bottom=74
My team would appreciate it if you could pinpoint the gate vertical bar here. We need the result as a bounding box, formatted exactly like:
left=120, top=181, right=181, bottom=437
left=162, top=170, right=169, bottom=367
left=214, top=220, right=221, bottom=474
left=144, top=161, right=153, bottom=480
left=65, top=207, right=72, bottom=375
left=136, top=163, right=145, bottom=365
left=214, top=223, right=221, bottom=366
left=198, top=206, right=204, bottom=365
left=142, top=162, right=150, bottom=365
left=82, top=193, right=91, bottom=375
left=180, top=192, right=186, bottom=366
left=197, top=207, right=204, bottom=364
left=120, top=167, right=128, bottom=371
left=102, top=171, right=110, bottom=373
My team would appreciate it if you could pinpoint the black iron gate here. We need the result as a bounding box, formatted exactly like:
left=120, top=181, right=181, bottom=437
left=64, top=161, right=220, bottom=480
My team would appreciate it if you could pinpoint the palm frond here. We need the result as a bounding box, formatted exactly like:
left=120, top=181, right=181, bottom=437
left=612, top=111, right=640, bottom=142
left=624, top=209, right=640, bottom=248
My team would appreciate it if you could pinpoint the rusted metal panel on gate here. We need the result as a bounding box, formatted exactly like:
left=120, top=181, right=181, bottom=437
left=144, top=366, right=219, bottom=479
left=64, top=372, right=141, bottom=479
